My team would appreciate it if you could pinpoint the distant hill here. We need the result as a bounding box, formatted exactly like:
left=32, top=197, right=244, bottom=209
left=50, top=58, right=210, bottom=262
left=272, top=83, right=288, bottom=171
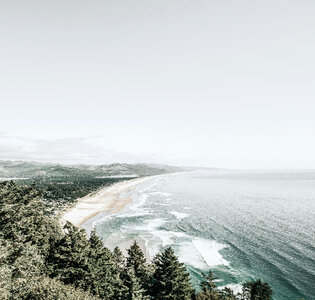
left=0, top=160, right=183, bottom=180
left=0, top=160, right=184, bottom=211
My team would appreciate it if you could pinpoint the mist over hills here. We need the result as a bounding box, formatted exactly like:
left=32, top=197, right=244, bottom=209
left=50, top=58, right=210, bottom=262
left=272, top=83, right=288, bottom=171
left=0, top=160, right=183, bottom=180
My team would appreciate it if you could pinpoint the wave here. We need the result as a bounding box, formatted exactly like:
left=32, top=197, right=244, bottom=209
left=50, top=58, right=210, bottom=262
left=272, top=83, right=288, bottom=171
left=152, top=230, right=176, bottom=247
left=178, top=238, right=229, bottom=269
left=130, top=218, right=166, bottom=232
left=218, top=283, right=243, bottom=294
left=117, top=210, right=152, bottom=219
left=192, top=238, right=229, bottom=267
left=170, top=211, right=189, bottom=219
left=148, top=191, right=172, bottom=196
left=151, top=230, right=187, bottom=248
left=178, top=241, right=208, bottom=269
left=129, top=194, right=148, bottom=210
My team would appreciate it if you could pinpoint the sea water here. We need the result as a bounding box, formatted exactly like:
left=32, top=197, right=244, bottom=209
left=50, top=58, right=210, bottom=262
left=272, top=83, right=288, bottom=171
left=95, top=170, right=315, bottom=300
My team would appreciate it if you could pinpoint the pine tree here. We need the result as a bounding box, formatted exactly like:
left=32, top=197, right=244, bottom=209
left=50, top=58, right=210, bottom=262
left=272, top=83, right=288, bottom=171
left=196, top=270, right=224, bottom=300
left=124, top=269, right=149, bottom=300
left=241, top=279, right=272, bottom=300
left=11, top=276, right=102, bottom=300
left=200, top=271, right=218, bottom=293
left=113, top=246, right=125, bottom=270
left=47, top=222, right=91, bottom=290
left=152, top=247, right=193, bottom=300
left=126, top=241, right=151, bottom=293
left=0, top=181, right=61, bottom=256
left=88, top=228, right=126, bottom=299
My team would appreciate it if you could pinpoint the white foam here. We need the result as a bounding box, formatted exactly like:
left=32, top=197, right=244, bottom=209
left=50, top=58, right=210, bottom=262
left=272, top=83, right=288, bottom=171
left=177, top=238, right=229, bottom=269
left=148, top=191, right=172, bottom=196
left=91, top=213, right=114, bottom=229
left=192, top=238, right=229, bottom=267
left=144, top=238, right=160, bottom=259
left=150, top=230, right=187, bottom=247
left=178, top=241, right=207, bottom=269
left=170, top=211, right=189, bottom=219
left=172, top=231, right=186, bottom=238
left=129, top=218, right=166, bottom=232
left=136, top=181, right=159, bottom=193
left=218, top=283, right=243, bottom=295
left=117, top=211, right=152, bottom=218
left=160, top=192, right=172, bottom=196
left=130, top=194, right=148, bottom=210
left=150, top=202, right=170, bottom=206
left=152, top=230, right=174, bottom=247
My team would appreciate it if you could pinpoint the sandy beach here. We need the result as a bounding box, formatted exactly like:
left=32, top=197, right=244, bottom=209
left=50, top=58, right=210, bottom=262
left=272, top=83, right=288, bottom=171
left=60, top=175, right=159, bottom=229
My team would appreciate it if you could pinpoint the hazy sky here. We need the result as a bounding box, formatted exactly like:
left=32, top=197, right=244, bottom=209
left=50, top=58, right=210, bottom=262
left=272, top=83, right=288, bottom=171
left=1, top=0, right=314, bottom=168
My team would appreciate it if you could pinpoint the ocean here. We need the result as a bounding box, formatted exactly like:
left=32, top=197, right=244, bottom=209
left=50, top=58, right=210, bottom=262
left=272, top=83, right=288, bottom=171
left=94, top=170, right=315, bottom=300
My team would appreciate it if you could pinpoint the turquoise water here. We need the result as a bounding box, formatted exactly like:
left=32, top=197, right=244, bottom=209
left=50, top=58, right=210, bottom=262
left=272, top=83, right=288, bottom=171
left=95, top=170, right=315, bottom=300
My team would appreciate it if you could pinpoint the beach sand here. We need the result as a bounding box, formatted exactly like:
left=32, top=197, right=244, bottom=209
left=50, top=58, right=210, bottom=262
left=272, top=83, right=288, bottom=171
left=60, top=175, right=159, bottom=229
left=60, top=175, right=162, bottom=260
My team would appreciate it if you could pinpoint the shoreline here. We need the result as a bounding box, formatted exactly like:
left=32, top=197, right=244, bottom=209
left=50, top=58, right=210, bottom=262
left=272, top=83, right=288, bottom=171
left=60, top=175, right=162, bottom=230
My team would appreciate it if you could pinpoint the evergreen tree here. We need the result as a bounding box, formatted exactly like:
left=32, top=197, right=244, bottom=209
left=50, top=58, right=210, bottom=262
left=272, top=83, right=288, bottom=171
left=0, top=181, right=61, bottom=256
left=0, top=237, right=44, bottom=299
left=47, top=222, right=91, bottom=290
left=126, top=241, right=151, bottom=292
left=196, top=271, right=222, bottom=300
left=113, top=246, right=125, bottom=270
left=200, top=271, right=218, bottom=293
left=124, top=269, right=149, bottom=300
left=241, top=279, right=272, bottom=300
left=11, top=276, right=102, bottom=300
left=0, top=239, right=11, bottom=299
left=152, top=247, right=193, bottom=300
left=88, top=228, right=126, bottom=299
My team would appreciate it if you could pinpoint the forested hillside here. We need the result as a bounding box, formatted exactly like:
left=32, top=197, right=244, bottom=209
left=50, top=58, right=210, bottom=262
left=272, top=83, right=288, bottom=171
left=0, top=160, right=182, bottom=214
left=0, top=161, right=182, bottom=179
left=0, top=181, right=283, bottom=300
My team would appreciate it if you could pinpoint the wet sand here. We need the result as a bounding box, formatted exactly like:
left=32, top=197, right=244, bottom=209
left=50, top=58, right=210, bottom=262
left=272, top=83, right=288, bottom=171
left=60, top=175, right=159, bottom=228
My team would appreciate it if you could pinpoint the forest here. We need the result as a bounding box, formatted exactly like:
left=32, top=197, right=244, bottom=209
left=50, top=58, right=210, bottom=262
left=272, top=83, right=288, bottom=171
left=19, top=177, right=133, bottom=214
left=0, top=180, right=303, bottom=300
left=0, top=160, right=182, bottom=214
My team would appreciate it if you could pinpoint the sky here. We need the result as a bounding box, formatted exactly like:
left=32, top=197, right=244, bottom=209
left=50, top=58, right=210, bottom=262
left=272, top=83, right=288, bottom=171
left=0, top=0, right=315, bottom=168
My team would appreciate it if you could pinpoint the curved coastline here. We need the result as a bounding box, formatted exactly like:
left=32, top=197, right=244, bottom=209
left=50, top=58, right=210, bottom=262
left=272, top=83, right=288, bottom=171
left=60, top=175, right=161, bottom=231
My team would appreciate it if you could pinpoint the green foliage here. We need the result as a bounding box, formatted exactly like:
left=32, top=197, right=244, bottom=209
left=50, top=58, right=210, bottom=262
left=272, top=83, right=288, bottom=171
left=47, top=221, right=92, bottom=289
left=88, top=229, right=126, bottom=299
left=196, top=271, right=223, bottom=300
left=126, top=241, right=152, bottom=290
left=113, top=246, right=126, bottom=270
left=125, top=241, right=153, bottom=298
left=123, top=269, right=149, bottom=300
left=200, top=271, right=218, bottom=293
left=0, top=181, right=61, bottom=258
left=241, top=279, right=272, bottom=300
left=0, top=236, right=98, bottom=300
left=152, top=247, right=194, bottom=300
left=10, top=276, right=101, bottom=300
left=24, top=177, right=127, bottom=213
